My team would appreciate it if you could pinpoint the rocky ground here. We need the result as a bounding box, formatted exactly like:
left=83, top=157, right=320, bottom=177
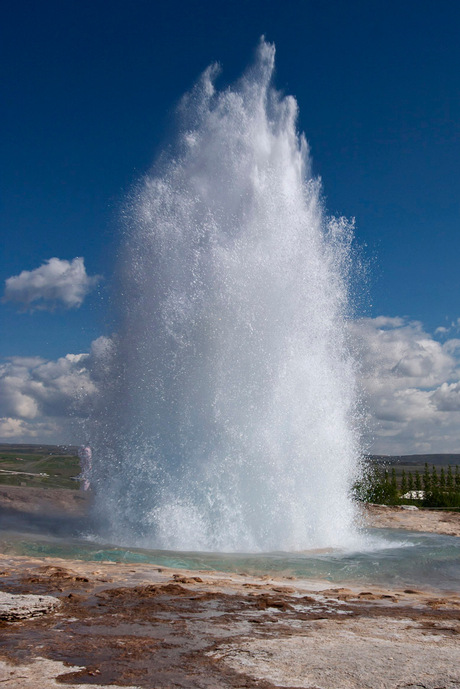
left=2, top=485, right=460, bottom=535
left=364, top=502, right=460, bottom=537
left=0, top=487, right=459, bottom=688
left=0, top=485, right=88, bottom=516
left=1, top=557, right=459, bottom=688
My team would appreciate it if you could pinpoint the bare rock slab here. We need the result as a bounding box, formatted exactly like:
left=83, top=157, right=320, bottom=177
left=0, top=658, right=140, bottom=689
left=212, top=617, right=460, bottom=689
left=0, top=591, right=61, bottom=621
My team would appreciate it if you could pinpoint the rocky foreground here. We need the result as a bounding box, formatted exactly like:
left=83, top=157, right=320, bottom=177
left=0, top=556, right=459, bottom=689
left=0, top=487, right=459, bottom=688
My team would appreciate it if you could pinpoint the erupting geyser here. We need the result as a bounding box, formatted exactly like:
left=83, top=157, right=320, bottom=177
left=88, top=39, right=363, bottom=552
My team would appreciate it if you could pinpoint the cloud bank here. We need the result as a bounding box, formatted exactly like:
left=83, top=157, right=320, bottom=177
left=0, top=338, right=111, bottom=443
left=351, top=317, right=460, bottom=454
left=3, top=257, right=100, bottom=311
left=1, top=318, right=460, bottom=454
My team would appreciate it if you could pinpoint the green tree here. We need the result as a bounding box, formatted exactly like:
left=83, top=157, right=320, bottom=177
left=431, top=465, right=438, bottom=489
left=447, top=465, right=454, bottom=491
left=423, top=490, right=460, bottom=509
left=408, top=472, right=414, bottom=492
left=456, top=466, right=460, bottom=490
left=368, top=468, right=399, bottom=505
left=400, top=469, right=407, bottom=495
left=391, top=468, right=398, bottom=492
left=415, top=471, right=422, bottom=491
left=440, top=467, right=446, bottom=490
left=423, top=463, right=431, bottom=492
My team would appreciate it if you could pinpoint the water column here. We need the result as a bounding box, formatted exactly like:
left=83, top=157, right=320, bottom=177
left=88, top=39, right=363, bottom=552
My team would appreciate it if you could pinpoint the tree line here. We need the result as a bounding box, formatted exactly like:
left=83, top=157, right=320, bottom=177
left=354, top=463, right=460, bottom=508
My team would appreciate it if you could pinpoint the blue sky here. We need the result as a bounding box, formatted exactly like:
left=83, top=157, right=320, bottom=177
left=1, top=0, right=460, bottom=452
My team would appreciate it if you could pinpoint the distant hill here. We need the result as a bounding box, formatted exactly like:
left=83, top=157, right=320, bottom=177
left=368, top=454, right=460, bottom=467
left=0, top=443, right=78, bottom=456
left=1, top=444, right=459, bottom=466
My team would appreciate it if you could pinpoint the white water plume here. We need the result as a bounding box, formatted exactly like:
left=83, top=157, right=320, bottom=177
left=87, top=39, right=364, bottom=552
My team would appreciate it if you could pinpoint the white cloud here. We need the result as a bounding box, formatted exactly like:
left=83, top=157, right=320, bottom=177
left=2, top=317, right=460, bottom=454
left=0, top=417, right=60, bottom=440
left=351, top=316, right=460, bottom=454
left=3, top=257, right=100, bottom=312
left=443, top=338, right=460, bottom=355
left=0, top=343, right=108, bottom=443
left=352, top=317, right=454, bottom=387
left=432, top=381, right=460, bottom=412
left=369, top=316, right=405, bottom=329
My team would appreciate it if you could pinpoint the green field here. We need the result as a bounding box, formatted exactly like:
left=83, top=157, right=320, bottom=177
left=2, top=445, right=460, bottom=498
left=0, top=449, right=80, bottom=490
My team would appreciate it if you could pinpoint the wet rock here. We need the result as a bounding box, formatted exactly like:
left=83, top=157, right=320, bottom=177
left=0, top=591, right=61, bottom=621
left=171, top=574, right=203, bottom=584
left=253, top=594, right=293, bottom=611
left=95, top=582, right=191, bottom=601
left=272, top=586, right=296, bottom=594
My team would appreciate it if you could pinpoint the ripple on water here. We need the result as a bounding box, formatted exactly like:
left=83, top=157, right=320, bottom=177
left=1, top=527, right=459, bottom=592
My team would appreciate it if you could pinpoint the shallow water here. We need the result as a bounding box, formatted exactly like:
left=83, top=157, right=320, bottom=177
left=1, top=526, right=459, bottom=592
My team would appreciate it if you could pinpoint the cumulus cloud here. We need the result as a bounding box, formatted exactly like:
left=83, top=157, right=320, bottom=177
left=352, top=318, right=454, bottom=386
left=0, top=339, right=112, bottom=443
left=351, top=316, right=460, bottom=454
left=432, top=382, right=460, bottom=412
left=0, top=354, right=98, bottom=421
left=3, top=257, right=100, bottom=311
left=2, top=316, right=460, bottom=454
left=0, top=417, right=60, bottom=440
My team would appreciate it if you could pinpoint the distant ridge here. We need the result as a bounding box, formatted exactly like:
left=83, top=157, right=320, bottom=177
left=0, top=443, right=78, bottom=455
left=368, top=454, right=460, bottom=466
left=1, top=444, right=459, bottom=465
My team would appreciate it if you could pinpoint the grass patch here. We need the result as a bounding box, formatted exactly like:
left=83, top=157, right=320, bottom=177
left=0, top=452, right=80, bottom=490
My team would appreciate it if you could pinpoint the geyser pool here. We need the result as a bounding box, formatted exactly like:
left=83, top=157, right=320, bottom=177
left=85, top=39, right=364, bottom=552
left=2, top=526, right=460, bottom=593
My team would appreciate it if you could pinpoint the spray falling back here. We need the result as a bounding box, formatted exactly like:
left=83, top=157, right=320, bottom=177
left=90, top=40, right=362, bottom=552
